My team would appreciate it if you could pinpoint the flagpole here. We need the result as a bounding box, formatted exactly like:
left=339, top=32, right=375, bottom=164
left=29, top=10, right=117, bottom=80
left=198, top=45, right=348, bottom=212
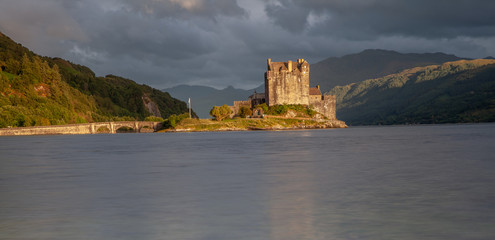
left=188, top=98, right=191, bottom=118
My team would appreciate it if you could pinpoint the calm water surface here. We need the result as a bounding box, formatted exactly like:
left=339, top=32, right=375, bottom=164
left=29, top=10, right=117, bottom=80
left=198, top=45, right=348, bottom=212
left=1, top=124, right=494, bottom=240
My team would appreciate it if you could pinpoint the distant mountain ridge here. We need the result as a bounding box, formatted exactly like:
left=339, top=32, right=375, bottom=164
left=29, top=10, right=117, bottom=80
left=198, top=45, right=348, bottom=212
left=326, top=59, right=495, bottom=125
left=165, top=49, right=467, bottom=118
left=311, top=49, right=467, bottom=92
left=163, top=84, right=263, bottom=118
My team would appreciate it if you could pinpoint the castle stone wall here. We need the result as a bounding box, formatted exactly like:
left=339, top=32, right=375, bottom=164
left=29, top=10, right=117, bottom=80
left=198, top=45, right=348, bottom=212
left=226, top=58, right=340, bottom=121
left=309, top=95, right=336, bottom=120
left=231, top=100, right=251, bottom=117
left=265, top=59, right=309, bottom=106
left=263, top=58, right=337, bottom=120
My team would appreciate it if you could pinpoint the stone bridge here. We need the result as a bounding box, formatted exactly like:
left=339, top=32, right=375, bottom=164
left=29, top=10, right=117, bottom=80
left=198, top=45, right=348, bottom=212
left=0, top=121, right=163, bottom=136
left=90, top=121, right=162, bottom=134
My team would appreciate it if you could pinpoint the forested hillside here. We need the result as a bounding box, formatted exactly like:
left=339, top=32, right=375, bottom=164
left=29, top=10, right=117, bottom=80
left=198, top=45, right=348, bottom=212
left=327, top=59, right=495, bottom=125
left=0, top=32, right=190, bottom=127
left=312, top=49, right=465, bottom=92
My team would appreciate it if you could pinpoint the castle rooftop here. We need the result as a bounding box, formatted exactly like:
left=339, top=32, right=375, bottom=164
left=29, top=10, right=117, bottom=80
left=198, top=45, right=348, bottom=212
left=309, top=87, right=321, bottom=96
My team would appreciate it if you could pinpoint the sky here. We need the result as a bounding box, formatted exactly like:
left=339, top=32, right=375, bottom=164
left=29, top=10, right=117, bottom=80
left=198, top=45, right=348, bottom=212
left=1, top=0, right=495, bottom=90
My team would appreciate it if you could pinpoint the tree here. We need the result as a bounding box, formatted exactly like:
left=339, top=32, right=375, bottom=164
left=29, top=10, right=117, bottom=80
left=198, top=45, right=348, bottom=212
left=163, top=113, right=188, bottom=128
left=254, top=103, right=268, bottom=112
left=238, top=106, right=252, bottom=118
left=209, top=104, right=232, bottom=121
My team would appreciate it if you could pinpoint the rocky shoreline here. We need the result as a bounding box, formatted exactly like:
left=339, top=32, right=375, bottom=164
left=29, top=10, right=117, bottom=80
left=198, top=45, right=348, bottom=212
left=163, top=118, right=348, bottom=133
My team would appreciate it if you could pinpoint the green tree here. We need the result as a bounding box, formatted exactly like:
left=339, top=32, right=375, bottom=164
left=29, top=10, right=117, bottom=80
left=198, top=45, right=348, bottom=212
left=144, top=116, right=165, bottom=122
left=209, top=104, right=232, bottom=121
left=209, top=106, right=220, bottom=120
left=163, top=113, right=188, bottom=128
left=238, top=106, right=252, bottom=118
left=255, top=103, right=268, bottom=112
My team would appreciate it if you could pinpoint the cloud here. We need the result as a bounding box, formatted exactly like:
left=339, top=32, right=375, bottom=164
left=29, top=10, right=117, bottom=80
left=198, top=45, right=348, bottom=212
left=1, top=0, right=494, bottom=90
left=121, top=0, right=246, bottom=19
left=0, top=0, right=87, bottom=56
left=265, top=0, right=310, bottom=33
left=266, top=0, right=495, bottom=40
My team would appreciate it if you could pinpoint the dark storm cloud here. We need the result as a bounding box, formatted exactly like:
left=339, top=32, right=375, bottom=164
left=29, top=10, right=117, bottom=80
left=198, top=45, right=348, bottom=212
left=1, top=0, right=494, bottom=89
left=57, top=0, right=245, bottom=87
left=266, top=0, right=495, bottom=39
left=265, top=0, right=310, bottom=33
left=0, top=0, right=87, bottom=56
left=77, top=8, right=215, bottom=60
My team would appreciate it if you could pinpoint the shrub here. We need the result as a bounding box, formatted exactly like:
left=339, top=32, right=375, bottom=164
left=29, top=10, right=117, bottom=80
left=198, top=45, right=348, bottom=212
left=111, top=116, right=136, bottom=121
left=254, top=103, right=268, bottom=112
left=144, top=116, right=165, bottom=122
left=267, top=104, right=289, bottom=115
left=163, top=113, right=189, bottom=128
left=306, top=108, right=318, bottom=117
left=238, top=106, right=252, bottom=118
left=262, top=104, right=320, bottom=118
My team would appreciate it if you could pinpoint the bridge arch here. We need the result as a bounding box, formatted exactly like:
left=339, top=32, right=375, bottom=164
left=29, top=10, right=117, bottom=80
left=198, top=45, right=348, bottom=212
left=91, top=121, right=161, bottom=134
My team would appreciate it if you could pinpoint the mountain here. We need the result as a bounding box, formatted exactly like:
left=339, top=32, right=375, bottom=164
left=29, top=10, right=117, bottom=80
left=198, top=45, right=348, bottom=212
left=165, top=50, right=467, bottom=118
left=163, top=84, right=264, bottom=118
left=0, top=31, right=190, bottom=128
left=326, top=59, right=495, bottom=125
left=311, top=49, right=467, bottom=92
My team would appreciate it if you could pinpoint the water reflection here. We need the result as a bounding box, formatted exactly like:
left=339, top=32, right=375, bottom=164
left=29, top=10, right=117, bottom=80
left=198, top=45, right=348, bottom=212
left=257, top=134, right=317, bottom=240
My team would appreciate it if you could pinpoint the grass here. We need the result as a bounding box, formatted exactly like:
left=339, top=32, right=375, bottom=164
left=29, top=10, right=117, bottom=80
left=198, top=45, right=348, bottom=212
left=0, top=71, right=16, bottom=81
left=158, top=117, right=344, bottom=132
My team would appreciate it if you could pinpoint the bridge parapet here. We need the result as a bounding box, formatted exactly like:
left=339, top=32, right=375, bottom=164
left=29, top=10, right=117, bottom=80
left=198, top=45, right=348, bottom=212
left=0, top=121, right=163, bottom=136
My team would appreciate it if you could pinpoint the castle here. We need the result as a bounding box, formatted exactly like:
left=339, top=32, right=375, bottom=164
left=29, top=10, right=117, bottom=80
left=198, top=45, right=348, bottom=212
left=232, top=58, right=336, bottom=120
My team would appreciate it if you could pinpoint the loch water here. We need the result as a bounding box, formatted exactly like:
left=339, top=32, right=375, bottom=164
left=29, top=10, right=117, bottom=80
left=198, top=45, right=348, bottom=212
left=1, top=124, right=494, bottom=240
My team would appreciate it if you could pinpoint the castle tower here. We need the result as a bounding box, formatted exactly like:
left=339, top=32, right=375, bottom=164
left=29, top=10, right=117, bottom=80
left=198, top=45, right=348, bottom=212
left=265, top=58, right=310, bottom=106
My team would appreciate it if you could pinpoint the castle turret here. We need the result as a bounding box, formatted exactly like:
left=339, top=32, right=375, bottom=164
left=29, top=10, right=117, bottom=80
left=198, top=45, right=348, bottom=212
left=265, top=58, right=309, bottom=106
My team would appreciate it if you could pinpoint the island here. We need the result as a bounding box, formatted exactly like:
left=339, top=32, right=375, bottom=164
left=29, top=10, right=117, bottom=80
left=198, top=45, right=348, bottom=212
left=161, top=58, right=347, bottom=132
